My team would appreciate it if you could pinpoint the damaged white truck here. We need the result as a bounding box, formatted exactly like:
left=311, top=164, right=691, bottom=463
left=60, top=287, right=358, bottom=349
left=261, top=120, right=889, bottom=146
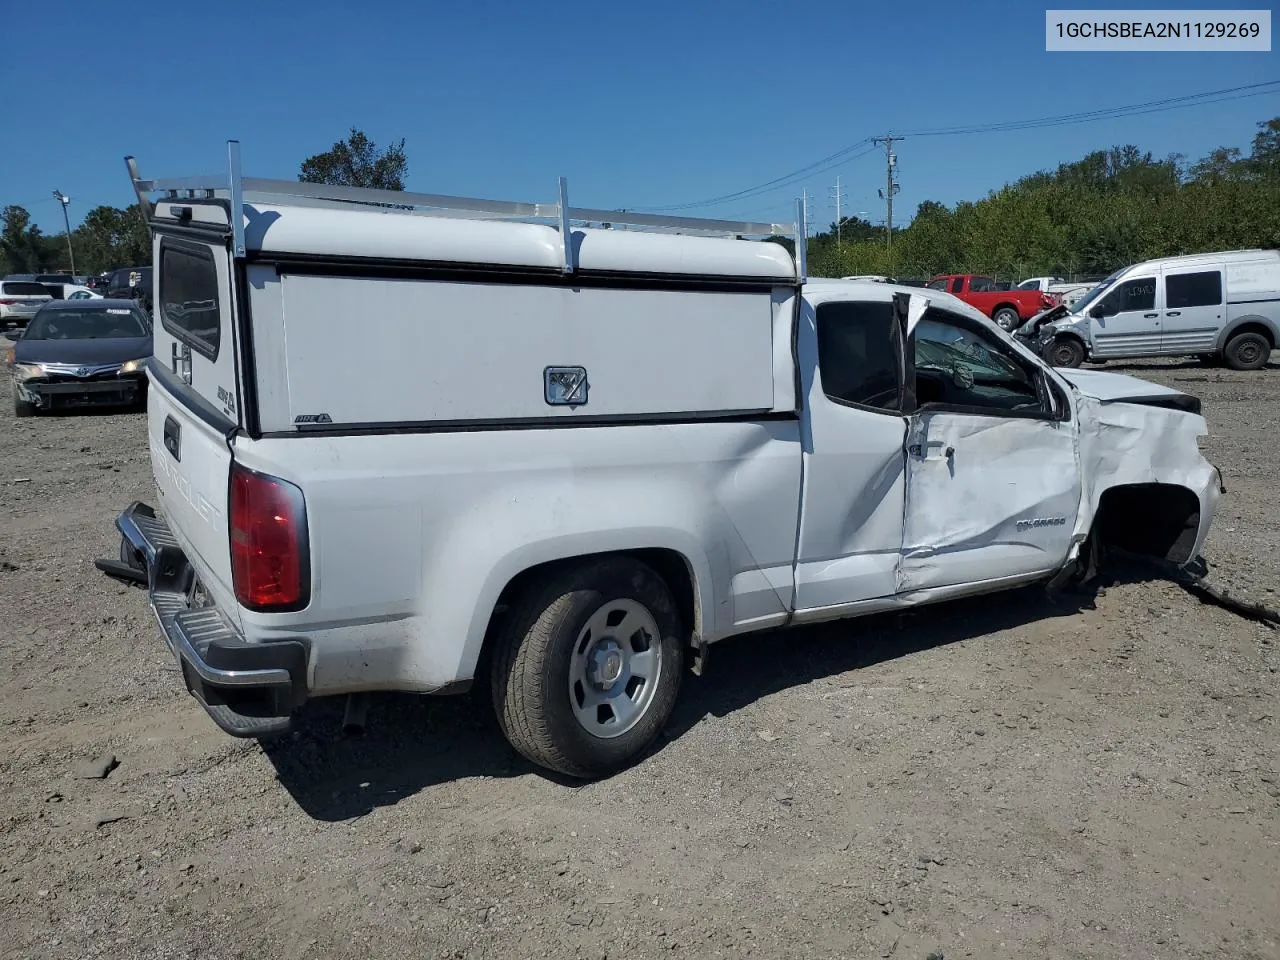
left=110, top=143, right=1223, bottom=779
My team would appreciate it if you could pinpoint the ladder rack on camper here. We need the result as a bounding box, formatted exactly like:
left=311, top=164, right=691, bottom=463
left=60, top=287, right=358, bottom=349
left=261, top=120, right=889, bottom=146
left=126, top=140, right=809, bottom=281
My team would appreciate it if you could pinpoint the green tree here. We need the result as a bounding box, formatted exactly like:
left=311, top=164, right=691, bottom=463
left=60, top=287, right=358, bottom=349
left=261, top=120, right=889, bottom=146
left=804, top=115, right=1280, bottom=282
left=1247, top=118, right=1280, bottom=180
left=1, top=206, right=55, bottom=274
left=73, top=205, right=151, bottom=274
left=299, top=128, right=408, bottom=189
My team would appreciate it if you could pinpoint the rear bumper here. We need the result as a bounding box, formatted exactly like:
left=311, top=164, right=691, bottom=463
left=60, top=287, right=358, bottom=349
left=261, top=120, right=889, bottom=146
left=116, top=501, right=309, bottom=737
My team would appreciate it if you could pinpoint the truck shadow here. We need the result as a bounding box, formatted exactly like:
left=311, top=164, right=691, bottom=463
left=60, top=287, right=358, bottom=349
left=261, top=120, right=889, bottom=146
left=264, top=572, right=1141, bottom=821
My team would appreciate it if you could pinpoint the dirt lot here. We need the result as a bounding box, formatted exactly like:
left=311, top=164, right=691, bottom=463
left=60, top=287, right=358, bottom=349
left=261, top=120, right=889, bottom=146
left=1, top=358, right=1277, bottom=960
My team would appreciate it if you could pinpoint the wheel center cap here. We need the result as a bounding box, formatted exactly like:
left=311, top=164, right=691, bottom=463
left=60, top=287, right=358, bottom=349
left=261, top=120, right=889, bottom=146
left=601, top=651, right=623, bottom=683
left=588, top=640, right=625, bottom=689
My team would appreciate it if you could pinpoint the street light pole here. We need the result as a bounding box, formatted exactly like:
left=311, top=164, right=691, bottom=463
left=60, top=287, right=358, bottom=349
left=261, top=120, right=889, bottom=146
left=52, top=190, right=76, bottom=276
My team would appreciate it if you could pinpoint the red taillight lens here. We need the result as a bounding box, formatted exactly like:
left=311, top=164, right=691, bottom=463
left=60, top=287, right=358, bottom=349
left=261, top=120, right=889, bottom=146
left=0, top=299, right=15, bottom=305
left=229, top=464, right=308, bottom=611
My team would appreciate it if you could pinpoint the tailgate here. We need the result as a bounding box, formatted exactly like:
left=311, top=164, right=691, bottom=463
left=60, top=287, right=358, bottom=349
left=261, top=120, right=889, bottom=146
left=147, top=229, right=243, bottom=614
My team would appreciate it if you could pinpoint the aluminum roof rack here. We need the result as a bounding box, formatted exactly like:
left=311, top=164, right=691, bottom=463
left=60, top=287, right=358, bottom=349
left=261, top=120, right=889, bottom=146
left=127, top=140, right=808, bottom=280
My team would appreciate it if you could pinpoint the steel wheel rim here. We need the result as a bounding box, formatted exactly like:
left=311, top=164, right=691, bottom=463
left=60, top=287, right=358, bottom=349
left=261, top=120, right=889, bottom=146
left=1238, top=340, right=1262, bottom=365
left=1052, top=343, right=1077, bottom=366
left=997, top=312, right=1016, bottom=331
left=568, top=598, right=663, bottom=739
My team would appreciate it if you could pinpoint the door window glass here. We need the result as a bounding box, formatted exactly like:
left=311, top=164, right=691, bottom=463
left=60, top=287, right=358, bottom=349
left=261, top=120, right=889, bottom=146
left=913, top=313, right=1044, bottom=414
left=1097, top=277, right=1155, bottom=314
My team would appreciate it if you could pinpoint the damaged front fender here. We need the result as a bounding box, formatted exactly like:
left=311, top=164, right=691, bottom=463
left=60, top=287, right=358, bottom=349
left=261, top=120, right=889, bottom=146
left=1073, top=393, right=1221, bottom=567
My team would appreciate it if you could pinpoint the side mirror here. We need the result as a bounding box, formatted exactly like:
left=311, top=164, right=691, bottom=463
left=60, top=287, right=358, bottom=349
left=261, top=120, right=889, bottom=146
left=1088, top=305, right=1108, bottom=320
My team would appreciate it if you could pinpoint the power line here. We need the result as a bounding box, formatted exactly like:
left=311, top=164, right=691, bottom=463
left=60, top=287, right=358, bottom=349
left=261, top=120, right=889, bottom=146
left=635, top=140, right=876, bottom=211
left=901, top=79, right=1280, bottom=138
left=641, top=78, right=1280, bottom=213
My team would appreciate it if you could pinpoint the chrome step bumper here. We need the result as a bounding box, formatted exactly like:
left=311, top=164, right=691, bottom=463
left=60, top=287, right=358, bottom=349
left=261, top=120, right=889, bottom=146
left=115, top=502, right=308, bottom=737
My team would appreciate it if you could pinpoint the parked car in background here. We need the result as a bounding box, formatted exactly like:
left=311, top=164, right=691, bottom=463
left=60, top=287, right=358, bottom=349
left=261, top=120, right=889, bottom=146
left=105, top=266, right=153, bottom=308
left=5, top=299, right=151, bottom=416
left=1017, top=276, right=1095, bottom=308
left=927, top=274, right=1055, bottom=331
left=35, top=273, right=77, bottom=290
left=0, top=280, right=54, bottom=327
left=1019, top=249, right=1280, bottom=370
left=1017, top=276, right=1066, bottom=293
left=60, top=285, right=104, bottom=300
left=84, top=275, right=112, bottom=294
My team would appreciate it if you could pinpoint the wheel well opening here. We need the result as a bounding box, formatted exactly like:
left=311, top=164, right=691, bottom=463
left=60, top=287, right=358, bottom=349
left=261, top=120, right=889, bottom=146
left=479, top=549, right=700, bottom=675
left=1227, top=322, right=1275, bottom=350
left=1094, top=483, right=1200, bottom=565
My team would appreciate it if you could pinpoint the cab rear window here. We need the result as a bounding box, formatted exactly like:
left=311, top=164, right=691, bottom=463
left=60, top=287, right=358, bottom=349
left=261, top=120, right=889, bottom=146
left=159, top=241, right=220, bottom=359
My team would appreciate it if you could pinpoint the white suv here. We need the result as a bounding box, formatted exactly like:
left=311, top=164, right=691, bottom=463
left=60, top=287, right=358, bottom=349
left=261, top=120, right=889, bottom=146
left=0, top=280, right=53, bottom=326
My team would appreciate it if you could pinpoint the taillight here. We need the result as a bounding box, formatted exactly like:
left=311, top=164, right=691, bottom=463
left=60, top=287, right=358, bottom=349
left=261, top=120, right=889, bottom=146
left=0, top=299, right=15, bottom=305
left=229, top=463, right=309, bottom=611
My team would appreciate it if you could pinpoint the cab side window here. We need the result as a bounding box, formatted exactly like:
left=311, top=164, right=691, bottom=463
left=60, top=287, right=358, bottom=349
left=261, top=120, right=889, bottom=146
left=949, top=278, right=965, bottom=294
left=913, top=312, right=1047, bottom=415
left=815, top=301, right=902, bottom=413
left=1097, top=277, right=1156, bottom=315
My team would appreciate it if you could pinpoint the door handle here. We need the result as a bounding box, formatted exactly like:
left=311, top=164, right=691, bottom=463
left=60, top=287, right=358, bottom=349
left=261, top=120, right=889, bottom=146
left=909, top=440, right=953, bottom=461
left=1166, top=311, right=1181, bottom=317
left=1144, top=313, right=1159, bottom=318
left=163, top=415, right=181, bottom=462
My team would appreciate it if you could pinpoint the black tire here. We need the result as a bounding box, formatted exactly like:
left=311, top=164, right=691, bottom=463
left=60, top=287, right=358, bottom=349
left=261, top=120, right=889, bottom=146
left=491, top=557, right=684, bottom=779
left=1046, top=336, right=1085, bottom=368
left=13, top=391, right=35, bottom=418
left=1223, top=331, right=1271, bottom=371
left=119, top=535, right=146, bottom=572
left=992, top=307, right=1020, bottom=332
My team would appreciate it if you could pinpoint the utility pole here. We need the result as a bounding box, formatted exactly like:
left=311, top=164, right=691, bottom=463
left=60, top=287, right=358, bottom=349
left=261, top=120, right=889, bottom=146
left=872, top=136, right=901, bottom=249
left=829, top=176, right=844, bottom=246
left=52, top=190, right=76, bottom=275
left=801, top=189, right=810, bottom=237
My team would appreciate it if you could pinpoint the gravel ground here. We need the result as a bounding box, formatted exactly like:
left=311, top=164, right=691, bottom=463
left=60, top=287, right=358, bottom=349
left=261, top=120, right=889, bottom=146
left=1, top=357, right=1277, bottom=960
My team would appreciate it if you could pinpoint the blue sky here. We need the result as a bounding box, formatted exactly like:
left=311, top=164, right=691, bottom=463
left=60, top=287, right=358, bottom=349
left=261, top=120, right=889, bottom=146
left=2, top=0, right=1276, bottom=236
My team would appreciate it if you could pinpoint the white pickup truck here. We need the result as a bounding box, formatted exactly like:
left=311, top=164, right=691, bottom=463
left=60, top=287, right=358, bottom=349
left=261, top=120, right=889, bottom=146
left=112, top=145, right=1222, bottom=779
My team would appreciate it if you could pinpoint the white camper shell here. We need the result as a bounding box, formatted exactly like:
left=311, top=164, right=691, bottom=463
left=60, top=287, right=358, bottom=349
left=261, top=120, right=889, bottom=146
left=113, top=143, right=1222, bottom=779
left=1035, top=249, right=1280, bottom=370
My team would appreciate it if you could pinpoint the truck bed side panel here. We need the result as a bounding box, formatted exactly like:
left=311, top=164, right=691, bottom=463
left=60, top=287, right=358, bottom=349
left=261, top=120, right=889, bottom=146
left=230, top=420, right=801, bottom=694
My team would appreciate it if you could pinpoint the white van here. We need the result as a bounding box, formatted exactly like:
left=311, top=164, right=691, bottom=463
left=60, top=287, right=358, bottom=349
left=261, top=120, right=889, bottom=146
left=1029, top=250, right=1280, bottom=370
left=108, top=143, right=1222, bottom=779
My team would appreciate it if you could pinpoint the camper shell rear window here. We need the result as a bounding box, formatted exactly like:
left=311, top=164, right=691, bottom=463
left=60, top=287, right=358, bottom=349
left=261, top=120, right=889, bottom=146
left=159, top=240, right=220, bottom=360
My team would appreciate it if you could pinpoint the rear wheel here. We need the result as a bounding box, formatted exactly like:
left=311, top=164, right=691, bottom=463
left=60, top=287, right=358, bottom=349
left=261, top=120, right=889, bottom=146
left=992, top=307, right=1020, bottom=332
left=1223, top=332, right=1271, bottom=371
left=1046, top=336, right=1085, bottom=368
left=491, top=557, right=684, bottom=779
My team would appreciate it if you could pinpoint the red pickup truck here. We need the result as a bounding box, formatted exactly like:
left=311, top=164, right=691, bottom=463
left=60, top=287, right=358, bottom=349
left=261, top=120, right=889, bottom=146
left=927, top=274, right=1056, bottom=332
